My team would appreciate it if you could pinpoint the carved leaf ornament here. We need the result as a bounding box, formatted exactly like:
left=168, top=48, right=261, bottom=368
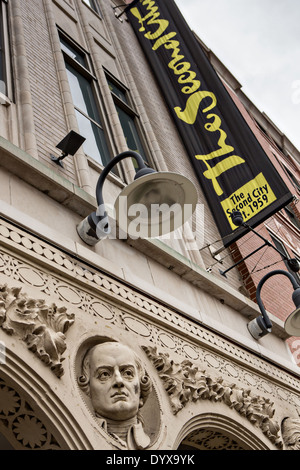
left=142, top=346, right=283, bottom=448
left=0, top=285, right=74, bottom=377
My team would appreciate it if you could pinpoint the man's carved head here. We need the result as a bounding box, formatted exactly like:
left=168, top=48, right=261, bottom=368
left=78, top=342, right=152, bottom=421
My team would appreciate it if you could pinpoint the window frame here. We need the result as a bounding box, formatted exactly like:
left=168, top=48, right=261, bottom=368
left=0, top=3, right=5, bottom=84
left=284, top=205, right=300, bottom=231
left=269, top=231, right=300, bottom=282
left=82, top=0, right=102, bottom=17
left=0, top=0, right=12, bottom=102
left=105, top=69, right=151, bottom=168
left=59, top=31, right=111, bottom=167
left=284, top=164, right=300, bottom=194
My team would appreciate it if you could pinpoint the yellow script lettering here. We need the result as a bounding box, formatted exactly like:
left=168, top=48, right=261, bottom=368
left=200, top=156, right=246, bottom=196
left=131, top=0, right=247, bottom=198
left=174, top=91, right=217, bottom=125
left=153, top=34, right=200, bottom=95
left=195, top=114, right=245, bottom=195
left=131, top=2, right=169, bottom=40
left=195, top=114, right=235, bottom=160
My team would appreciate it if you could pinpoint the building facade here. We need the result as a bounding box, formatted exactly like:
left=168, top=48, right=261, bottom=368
left=0, top=0, right=300, bottom=451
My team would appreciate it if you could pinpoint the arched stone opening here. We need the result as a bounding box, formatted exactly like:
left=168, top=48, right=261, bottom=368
left=0, top=348, right=93, bottom=450
left=178, top=428, right=247, bottom=450
left=0, top=375, right=65, bottom=450
left=175, top=413, right=273, bottom=451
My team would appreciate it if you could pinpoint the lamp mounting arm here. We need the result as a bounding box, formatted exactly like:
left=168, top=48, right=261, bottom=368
left=77, top=149, right=198, bottom=246
left=95, top=150, right=155, bottom=209
left=84, top=151, right=155, bottom=242
left=255, top=269, right=300, bottom=333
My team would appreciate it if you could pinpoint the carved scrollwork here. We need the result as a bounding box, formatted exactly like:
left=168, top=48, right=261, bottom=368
left=0, top=284, right=74, bottom=377
left=142, top=346, right=283, bottom=448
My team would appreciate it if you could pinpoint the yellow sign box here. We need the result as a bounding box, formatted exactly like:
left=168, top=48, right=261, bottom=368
left=221, top=173, right=277, bottom=230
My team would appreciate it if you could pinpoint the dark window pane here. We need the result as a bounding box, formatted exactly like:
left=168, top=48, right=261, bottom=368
left=107, top=79, right=128, bottom=104
left=270, top=234, right=300, bottom=281
left=116, top=104, right=147, bottom=162
left=285, top=206, right=300, bottom=230
left=60, top=38, right=86, bottom=67
left=0, top=53, right=4, bottom=85
left=0, top=4, right=5, bottom=85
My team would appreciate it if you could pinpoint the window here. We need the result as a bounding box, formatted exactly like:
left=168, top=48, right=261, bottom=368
left=269, top=232, right=300, bottom=281
left=0, top=6, right=4, bottom=86
left=106, top=74, right=150, bottom=169
left=60, top=35, right=110, bottom=166
left=284, top=165, right=300, bottom=193
left=284, top=205, right=300, bottom=231
left=0, top=0, right=11, bottom=100
left=82, top=0, right=102, bottom=16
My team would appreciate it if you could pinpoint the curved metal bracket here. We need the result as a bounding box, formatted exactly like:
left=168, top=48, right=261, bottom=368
left=248, top=269, right=300, bottom=339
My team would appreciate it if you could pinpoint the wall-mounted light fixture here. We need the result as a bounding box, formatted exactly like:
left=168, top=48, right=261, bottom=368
left=247, top=269, right=300, bottom=340
left=77, top=151, right=198, bottom=246
left=50, top=130, right=86, bottom=168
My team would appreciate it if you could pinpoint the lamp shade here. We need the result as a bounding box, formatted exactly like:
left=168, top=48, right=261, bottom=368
left=284, top=307, right=300, bottom=337
left=114, top=172, right=198, bottom=238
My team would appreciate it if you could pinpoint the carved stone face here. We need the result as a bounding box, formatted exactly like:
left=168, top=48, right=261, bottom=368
left=89, top=343, right=141, bottom=421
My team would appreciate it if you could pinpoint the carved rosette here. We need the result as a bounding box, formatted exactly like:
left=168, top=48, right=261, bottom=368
left=0, top=378, right=62, bottom=449
left=0, top=284, right=74, bottom=377
left=142, top=346, right=284, bottom=449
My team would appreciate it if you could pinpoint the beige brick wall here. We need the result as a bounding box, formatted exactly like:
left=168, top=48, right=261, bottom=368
left=19, top=0, right=70, bottom=175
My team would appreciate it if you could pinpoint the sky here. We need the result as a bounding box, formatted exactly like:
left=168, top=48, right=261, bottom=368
left=175, top=0, right=300, bottom=152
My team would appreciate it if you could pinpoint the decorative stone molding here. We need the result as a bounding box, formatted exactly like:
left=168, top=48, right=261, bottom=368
left=281, top=417, right=300, bottom=450
left=143, top=346, right=284, bottom=448
left=1, top=246, right=300, bottom=408
left=0, top=284, right=74, bottom=377
left=180, top=429, right=244, bottom=450
left=0, top=218, right=300, bottom=395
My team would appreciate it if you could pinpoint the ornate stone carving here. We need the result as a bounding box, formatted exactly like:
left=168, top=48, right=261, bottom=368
left=143, top=346, right=283, bottom=448
left=0, top=284, right=74, bottom=377
left=281, top=418, right=300, bottom=450
left=1, top=231, right=300, bottom=401
left=180, top=429, right=244, bottom=450
left=0, top=378, right=62, bottom=449
left=1, top=233, right=300, bottom=400
left=78, top=341, right=153, bottom=450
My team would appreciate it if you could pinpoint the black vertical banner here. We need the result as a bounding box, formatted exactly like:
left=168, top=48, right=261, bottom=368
left=126, top=0, right=293, bottom=246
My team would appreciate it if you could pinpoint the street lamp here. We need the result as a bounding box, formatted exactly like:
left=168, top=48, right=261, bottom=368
left=247, top=269, right=300, bottom=340
left=77, top=151, right=198, bottom=245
